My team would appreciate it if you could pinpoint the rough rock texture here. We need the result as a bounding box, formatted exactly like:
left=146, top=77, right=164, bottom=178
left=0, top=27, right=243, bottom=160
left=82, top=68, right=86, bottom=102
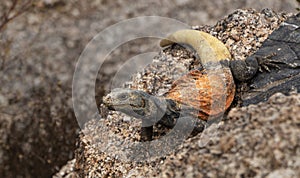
left=71, top=9, right=300, bottom=178
left=0, top=0, right=298, bottom=177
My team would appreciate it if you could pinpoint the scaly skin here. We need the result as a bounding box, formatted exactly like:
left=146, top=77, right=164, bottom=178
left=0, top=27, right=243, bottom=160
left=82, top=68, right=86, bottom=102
left=103, top=88, right=179, bottom=127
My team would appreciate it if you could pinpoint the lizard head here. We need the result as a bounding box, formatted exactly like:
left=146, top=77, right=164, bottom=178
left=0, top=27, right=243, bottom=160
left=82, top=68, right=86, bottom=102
left=103, top=88, right=148, bottom=115
left=103, top=88, right=167, bottom=125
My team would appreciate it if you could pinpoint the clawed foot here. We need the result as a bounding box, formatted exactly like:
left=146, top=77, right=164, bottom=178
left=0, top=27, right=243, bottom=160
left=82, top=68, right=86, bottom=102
left=256, top=52, right=298, bottom=72
left=257, top=52, right=280, bottom=72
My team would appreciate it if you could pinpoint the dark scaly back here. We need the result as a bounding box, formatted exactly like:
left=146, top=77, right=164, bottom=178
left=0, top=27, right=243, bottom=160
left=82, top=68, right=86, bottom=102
left=239, top=13, right=300, bottom=106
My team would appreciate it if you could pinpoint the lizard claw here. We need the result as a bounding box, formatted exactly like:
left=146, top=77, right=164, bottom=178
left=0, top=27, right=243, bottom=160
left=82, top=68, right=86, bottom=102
left=257, top=52, right=280, bottom=72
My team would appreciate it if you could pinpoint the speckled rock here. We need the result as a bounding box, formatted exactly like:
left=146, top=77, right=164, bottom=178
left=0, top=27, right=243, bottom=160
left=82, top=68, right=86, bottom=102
left=72, top=9, right=300, bottom=178
left=1, top=0, right=297, bottom=177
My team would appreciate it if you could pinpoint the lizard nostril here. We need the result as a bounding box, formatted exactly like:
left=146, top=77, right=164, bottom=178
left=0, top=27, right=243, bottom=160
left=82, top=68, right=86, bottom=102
left=103, top=95, right=111, bottom=104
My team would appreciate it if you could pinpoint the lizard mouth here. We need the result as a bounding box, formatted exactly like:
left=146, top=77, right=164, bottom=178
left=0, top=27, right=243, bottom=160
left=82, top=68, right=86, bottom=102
left=105, top=104, right=116, bottom=111
left=104, top=99, right=146, bottom=110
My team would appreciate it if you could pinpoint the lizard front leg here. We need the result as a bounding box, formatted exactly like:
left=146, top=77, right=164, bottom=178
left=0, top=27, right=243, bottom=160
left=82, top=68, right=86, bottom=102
left=140, top=121, right=153, bottom=141
left=230, top=50, right=300, bottom=82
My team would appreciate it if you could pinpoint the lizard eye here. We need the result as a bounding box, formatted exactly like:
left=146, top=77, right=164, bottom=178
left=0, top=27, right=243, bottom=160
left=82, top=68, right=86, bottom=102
left=118, top=94, right=128, bottom=100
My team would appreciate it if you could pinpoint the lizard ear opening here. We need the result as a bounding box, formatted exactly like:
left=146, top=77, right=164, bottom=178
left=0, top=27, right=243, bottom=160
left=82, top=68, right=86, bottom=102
left=129, top=97, right=145, bottom=108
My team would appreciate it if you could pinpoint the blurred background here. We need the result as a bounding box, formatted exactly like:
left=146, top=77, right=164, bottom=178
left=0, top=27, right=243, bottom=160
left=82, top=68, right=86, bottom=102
left=0, top=0, right=298, bottom=177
